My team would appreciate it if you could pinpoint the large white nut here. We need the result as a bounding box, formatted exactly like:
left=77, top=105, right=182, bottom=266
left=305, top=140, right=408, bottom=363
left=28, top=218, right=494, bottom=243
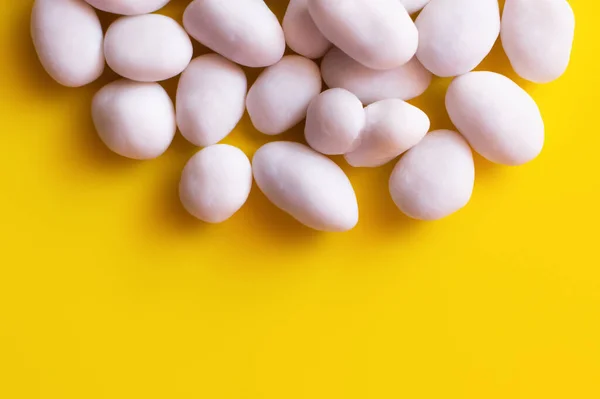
left=416, top=0, right=500, bottom=77
left=253, top=142, right=359, bottom=232
left=400, top=0, right=431, bottom=14
left=247, top=55, right=322, bottom=135
left=389, top=130, right=475, bottom=221
left=84, top=0, right=170, bottom=15
left=176, top=54, right=247, bottom=147
left=283, top=0, right=331, bottom=59
left=92, top=80, right=176, bottom=160
left=345, top=99, right=430, bottom=168
left=501, top=0, right=575, bottom=84
left=305, top=89, right=365, bottom=155
left=183, top=0, right=285, bottom=68
left=104, top=14, right=192, bottom=82
left=321, top=47, right=432, bottom=105
left=307, top=0, right=418, bottom=70
left=31, top=0, right=104, bottom=87
left=446, top=71, right=544, bottom=166
left=179, top=145, right=252, bottom=224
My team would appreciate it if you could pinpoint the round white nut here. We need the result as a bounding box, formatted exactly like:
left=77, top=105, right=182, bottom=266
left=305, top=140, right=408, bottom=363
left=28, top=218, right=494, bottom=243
left=104, top=14, right=193, bottom=82
left=416, top=0, right=500, bottom=77
left=31, top=0, right=104, bottom=87
left=345, top=99, right=430, bottom=168
left=92, top=80, right=176, bottom=160
left=321, top=47, right=432, bottom=105
left=399, top=0, right=431, bottom=14
left=390, top=130, right=475, bottom=221
left=176, top=54, right=247, bottom=147
left=283, top=0, right=331, bottom=59
left=446, top=71, right=545, bottom=166
left=183, top=0, right=285, bottom=68
left=305, top=89, right=366, bottom=155
left=179, top=145, right=252, bottom=224
left=84, top=0, right=170, bottom=15
left=501, top=0, right=575, bottom=84
left=307, top=0, right=418, bottom=70
left=253, top=142, right=359, bottom=232
left=247, top=55, right=322, bottom=136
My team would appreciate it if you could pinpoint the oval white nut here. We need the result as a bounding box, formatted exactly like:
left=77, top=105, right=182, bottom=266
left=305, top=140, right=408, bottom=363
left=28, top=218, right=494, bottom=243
left=84, top=0, right=170, bottom=15
left=183, top=0, right=285, bottom=68
left=416, top=0, right=500, bottom=77
left=321, top=47, right=432, bottom=105
left=104, top=14, right=193, bottom=82
left=283, top=0, right=331, bottom=59
left=305, top=89, right=366, bottom=155
left=31, top=0, right=104, bottom=87
left=400, top=0, right=431, bottom=14
left=446, top=71, right=544, bottom=166
left=247, top=55, right=322, bottom=135
left=92, top=80, right=176, bottom=160
left=501, top=0, right=575, bottom=83
left=179, top=145, right=252, bottom=224
left=345, top=99, right=430, bottom=168
left=177, top=54, right=247, bottom=147
left=390, top=130, right=475, bottom=221
left=253, top=142, right=359, bottom=232
left=308, top=0, right=418, bottom=70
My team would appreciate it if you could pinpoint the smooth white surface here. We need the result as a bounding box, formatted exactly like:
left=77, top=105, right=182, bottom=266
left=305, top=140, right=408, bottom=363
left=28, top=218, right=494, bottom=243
left=92, top=80, right=176, bottom=160
left=400, top=0, right=431, bottom=14
left=253, top=142, right=359, bottom=232
left=84, top=0, right=170, bottom=15
left=283, top=0, right=331, bottom=59
left=177, top=54, right=247, bottom=147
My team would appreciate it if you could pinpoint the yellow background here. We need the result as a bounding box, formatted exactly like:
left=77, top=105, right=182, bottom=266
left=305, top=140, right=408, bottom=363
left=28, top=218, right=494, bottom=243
left=1, top=0, right=599, bottom=397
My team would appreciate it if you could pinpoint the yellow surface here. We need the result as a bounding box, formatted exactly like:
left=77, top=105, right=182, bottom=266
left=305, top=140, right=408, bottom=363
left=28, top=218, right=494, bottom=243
left=1, top=0, right=599, bottom=398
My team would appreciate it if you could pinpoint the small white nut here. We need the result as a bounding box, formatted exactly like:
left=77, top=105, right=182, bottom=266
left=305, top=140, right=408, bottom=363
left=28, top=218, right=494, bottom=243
left=283, top=0, right=331, bottom=59
left=84, top=0, right=170, bottom=15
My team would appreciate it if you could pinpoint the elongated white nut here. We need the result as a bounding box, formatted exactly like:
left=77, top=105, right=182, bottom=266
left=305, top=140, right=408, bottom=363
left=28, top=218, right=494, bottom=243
left=104, top=14, right=192, bottom=82
left=305, top=89, right=365, bottom=155
left=345, top=99, right=430, bottom=168
left=179, top=145, right=252, bottom=223
left=446, top=71, right=544, bottom=166
left=84, top=0, right=170, bottom=15
left=92, top=80, right=176, bottom=160
left=416, top=0, right=500, bottom=77
left=183, top=0, right=285, bottom=68
left=283, top=0, right=331, bottom=59
left=400, top=0, right=431, bottom=14
left=390, top=130, right=475, bottom=221
left=253, top=142, right=359, bottom=232
left=176, top=55, right=247, bottom=147
left=321, top=47, right=432, bottom=104
left=247, top=55, right=322, bottom=135
left=307, top=0, right=418, bottom=70
left=31, top=0, right=104, bottom=87
left=501, top=0, right=575, bottom=84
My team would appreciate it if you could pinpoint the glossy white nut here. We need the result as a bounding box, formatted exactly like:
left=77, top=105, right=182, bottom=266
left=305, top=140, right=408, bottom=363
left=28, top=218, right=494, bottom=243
left=390, top=130, right=475, bottom=221
left=183, top=0, right=285, bottom=68
left=305, top=89, right=366, bottom=155
left=283, top=0, right=331, bottom=59
left=307, top=0, right=418, bottom=70
left=247, top=56, right=322, bottom=135
left=446, top=71, right=544, bottom=166
left=92, top=80, right=176, bottom=160
left=416, top=0, right=500, bottom=77
left=253, top=142, right=359, bottom=232
left=400, top=0, right=431, bottom=14
left=104, top=14, right=193, bottom=82
left=345, top=99, right=430, bottom=168
left=31, top=0, right=104, bottom=87
left=321, top=47, right=432, bottom=104
left=179, top=145, right=252, bottom=223
left=84, top=0, right=170, bottom=15
left=176, top=55, right=247, bottom=147
left=501, top=0, right=575, bottom=84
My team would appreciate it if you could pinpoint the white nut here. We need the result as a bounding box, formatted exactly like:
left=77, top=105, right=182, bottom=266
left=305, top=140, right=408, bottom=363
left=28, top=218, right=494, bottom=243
left=179, top=145, right=252, bottom=224
left=84, top=0, right=170, bottom=15
left=176, top=54, right=247, bottom=147
left=446, top=71, right=544, bottom=166
left=390, top=130, right=475, bottom=221
left=92, top=80, right=176, bottom=160
left=283, top=0, right=331, bottom=59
